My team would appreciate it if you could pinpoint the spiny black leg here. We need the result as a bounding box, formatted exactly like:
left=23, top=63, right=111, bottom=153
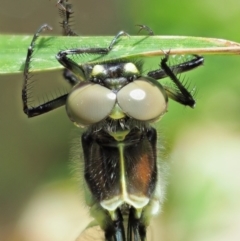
left=56, top=0, right=77, bottom=36
left=136, top=25, right=203, bottom=81
left=55, top=0, right=79, bottom=87
left=108, top=31, right=130, bottom=50
left=56, top=31, right=129, bottom=76
left=23, top=24, right=52, bottom=93
left=160, top=53, right=196, bottom=107
left=63, top=69, right=79, bottom=86
left=127, top=207, right=146, bottom=241
left=177, top=54, right=204, bottom=72
left=138, top=223, right=146, bottom=241
left=113, top=208, right=126, bottom=241
left=24, top=95, right=69, bottom=117
left=22, top=24, right=51, bottom=116
left=136, top=24, right=154, bottom=35
left=56, top=0, right=72, bottom=12
left=148, top=55, right=204, bottom=80
left=105, top=209, right=126, bottom=241
left=127, top=208, right=133, bottom=241
left=22, top=24, right=69, bottom=117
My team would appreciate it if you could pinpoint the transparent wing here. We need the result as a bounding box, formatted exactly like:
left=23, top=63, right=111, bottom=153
left=75, top=222, right=154, bottom=241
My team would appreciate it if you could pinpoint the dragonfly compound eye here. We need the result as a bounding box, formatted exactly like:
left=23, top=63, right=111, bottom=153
left=117, top=77, right=168, bottom=121
left=66, top=82, right=116, bottom=126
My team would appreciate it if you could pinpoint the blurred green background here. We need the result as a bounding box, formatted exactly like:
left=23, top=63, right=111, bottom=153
left=1, top=0, right=240, bottom=241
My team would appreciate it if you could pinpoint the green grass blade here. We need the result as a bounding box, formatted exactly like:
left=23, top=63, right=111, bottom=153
left=1, top=34, right=240, bottom=74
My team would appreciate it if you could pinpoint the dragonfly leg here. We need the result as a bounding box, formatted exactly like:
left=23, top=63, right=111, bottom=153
left=88, top=203, right=126, bottom=241
left=148, top=54, right=204, bottom=107
left=22, top=24, right=70, bottom=117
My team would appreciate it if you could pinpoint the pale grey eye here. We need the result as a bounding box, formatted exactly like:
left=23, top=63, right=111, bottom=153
left=117, top=77, right=168, bottom=121
left=66, top=82, right=116, bottom=126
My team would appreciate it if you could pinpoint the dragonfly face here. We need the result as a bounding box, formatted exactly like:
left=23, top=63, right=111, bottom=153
left=69, top=61, right=166, bottom=240
left=21, top=2, right=204, bottom=241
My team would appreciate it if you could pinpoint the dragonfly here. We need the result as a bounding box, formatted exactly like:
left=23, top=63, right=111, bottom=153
left=22, top=1, right=204, bottom=240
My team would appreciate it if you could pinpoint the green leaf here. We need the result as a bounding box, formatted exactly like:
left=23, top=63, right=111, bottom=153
left=1, top=34, right=240, bottom=74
